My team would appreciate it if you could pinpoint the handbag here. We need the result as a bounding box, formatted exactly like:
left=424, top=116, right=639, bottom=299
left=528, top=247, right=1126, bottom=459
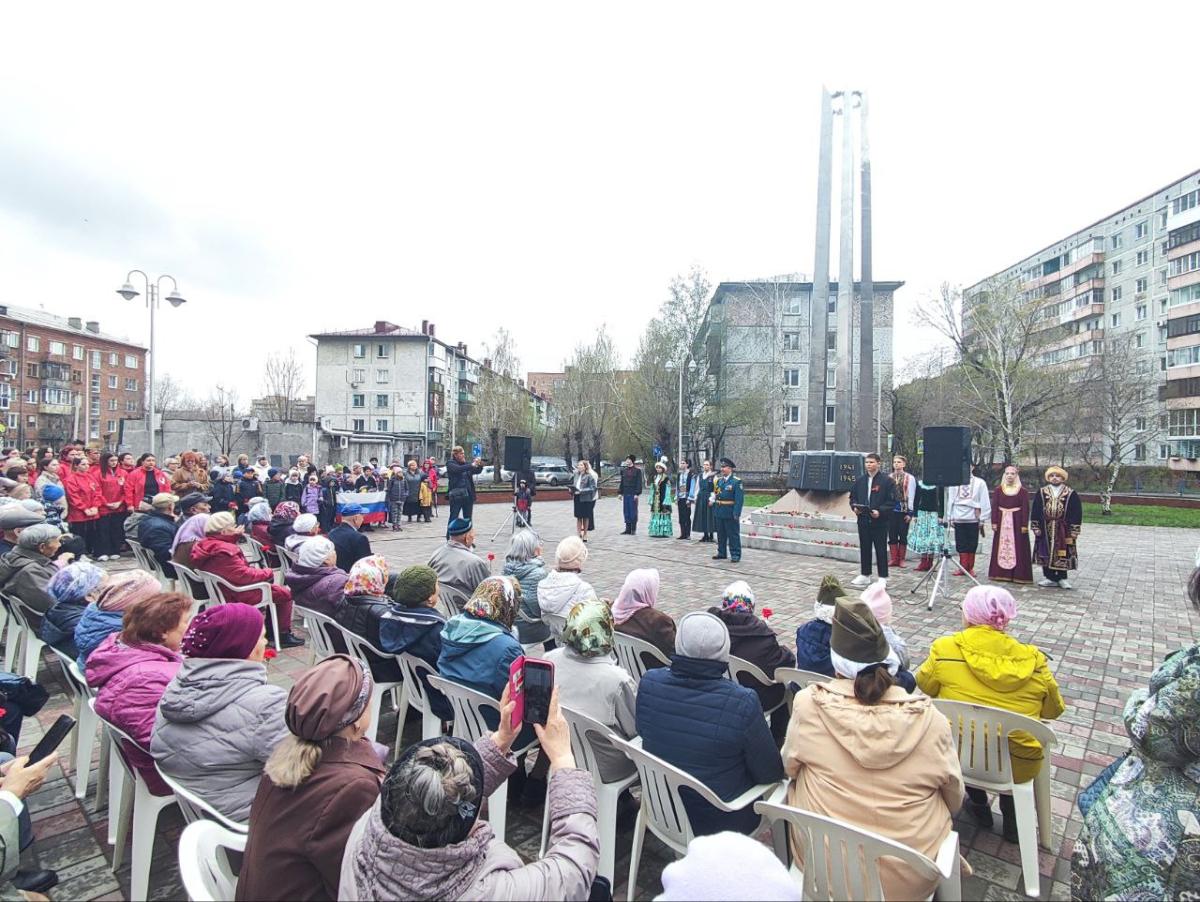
left=1077, top=750, right=1128, bottom=816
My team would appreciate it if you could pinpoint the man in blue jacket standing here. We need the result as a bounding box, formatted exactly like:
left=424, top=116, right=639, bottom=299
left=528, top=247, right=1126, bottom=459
left=444, top=446, right=483, bottom=538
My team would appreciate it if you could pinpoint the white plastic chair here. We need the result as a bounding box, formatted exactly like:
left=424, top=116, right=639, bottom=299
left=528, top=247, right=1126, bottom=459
left=754, top=799, right=962, bottom=901
left=727, top=655, right=787, bottom=717
left=612, top=632, right=671, bottom=682
left=154, top=764, right=248, bottom=833
left=292, top=605, right=340, bottom=665
left=274, top=543, right=298, bottom=573
left=339, top=628, right=404, bottom=744
left=0, top=594, right=18, bottom=674
left=178, top=820, right=246, bottom=902
left=427, top=674, right=539, bottom=843
left=100, top=716, right=178, bottom=902
left=933, top=699, right=1057, bottom=898
left=774, top=667, right=832, bottom=713
left=396, top=653, right=445, bottom=747
left=541, top=706, right=640, bottom=883
left=608, top=734, right=784, bottom=901
left=245, top=537, right=284, bottom=585
left=5, top=592, right=45, bottom=681
left=47, top=646, right=101, bottom=801
left=199, top=571, right=282, bottom=648
left=127, top=539, right=171, bottom=590
left=170, top=561, right=213, bottom=609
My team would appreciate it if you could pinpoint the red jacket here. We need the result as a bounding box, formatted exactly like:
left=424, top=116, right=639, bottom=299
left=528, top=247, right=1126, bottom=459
left=123, top=467, right=171, bottom=511
left=189, top=534, right=277, bottom=606
left=97, top=468, right=127, bottom=514
left=62, top=468, right=102, bottom=523
left=250, top=521, right=274, bottom=552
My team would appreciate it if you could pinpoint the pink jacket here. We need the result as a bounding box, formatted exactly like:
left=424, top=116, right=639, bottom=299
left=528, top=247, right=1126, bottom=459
left=86, top=633, right=182, bottom=788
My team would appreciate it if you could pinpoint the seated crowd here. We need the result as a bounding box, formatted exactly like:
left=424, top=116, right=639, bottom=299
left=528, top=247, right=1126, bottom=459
left=0, top=442, right=1186, bottom=901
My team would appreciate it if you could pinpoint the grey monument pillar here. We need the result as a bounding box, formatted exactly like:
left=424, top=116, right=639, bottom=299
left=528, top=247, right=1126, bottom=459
left=856, top=91, right=876, bottom=453
left=833, top=92, right=855, bottom=450
left=806, top=88, right=834, bottom=451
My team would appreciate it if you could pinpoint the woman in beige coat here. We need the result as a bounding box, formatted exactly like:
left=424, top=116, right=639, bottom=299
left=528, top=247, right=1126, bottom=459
left=782, top=596, right=965, bottom=900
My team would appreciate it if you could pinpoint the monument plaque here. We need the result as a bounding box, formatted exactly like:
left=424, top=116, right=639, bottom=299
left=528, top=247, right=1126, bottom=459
left=833, top=454, right=863, bottom=491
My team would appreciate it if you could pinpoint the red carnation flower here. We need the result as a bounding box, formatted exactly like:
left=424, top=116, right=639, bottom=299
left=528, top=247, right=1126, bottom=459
left=263, top=648, right=278, bottom=660
left=761, top=607, right=773, bottom=619
left=487, top=553, right=495, bottom=562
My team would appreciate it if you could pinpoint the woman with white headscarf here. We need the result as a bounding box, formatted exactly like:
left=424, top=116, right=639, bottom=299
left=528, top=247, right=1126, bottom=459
left=782, top=596, right=965, bottom=900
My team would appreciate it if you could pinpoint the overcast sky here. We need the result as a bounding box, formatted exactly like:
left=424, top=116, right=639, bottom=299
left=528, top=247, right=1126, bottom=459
left=1, top=2, right=1195, bottom=402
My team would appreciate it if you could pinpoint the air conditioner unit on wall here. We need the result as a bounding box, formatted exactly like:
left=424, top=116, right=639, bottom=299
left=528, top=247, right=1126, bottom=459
left=241, top=417, right=259, bottom=431
left=338, top=435, right=349, bottom=449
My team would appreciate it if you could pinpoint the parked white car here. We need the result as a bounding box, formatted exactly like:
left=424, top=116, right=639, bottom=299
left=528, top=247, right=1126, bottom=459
left=534, top=463, right=573, bottom=486
left=474, top=465, right=513, bottom=484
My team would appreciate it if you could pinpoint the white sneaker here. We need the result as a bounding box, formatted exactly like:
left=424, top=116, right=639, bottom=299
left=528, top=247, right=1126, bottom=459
left=1059, top=580, right=1073, bottom=590
left=850, top=574, right=871, bottom=588
left=1037, top=578, right=1056, bottom=587
left=96, top=555, right=108, bottom=562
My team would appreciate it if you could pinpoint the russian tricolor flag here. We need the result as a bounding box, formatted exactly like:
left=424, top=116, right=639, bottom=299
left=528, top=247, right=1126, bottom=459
left=336, top=490, right=389, bottom=525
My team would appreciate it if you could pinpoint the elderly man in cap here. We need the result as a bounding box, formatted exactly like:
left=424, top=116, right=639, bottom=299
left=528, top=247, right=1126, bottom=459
left=1031, top=466, right=1083, bottom=589
left=327, top=503, right=372, bottom=573
left=427, top=517, right=490, bottom=614
left=0, top=523, right=66, bottom=614
left=0, top=502, right=46, bottom=557
left=710, top=457, right=745, bottom=563
left=137, top=493, right=180, bottom=577
left=177, top=492, right=212, bottom=522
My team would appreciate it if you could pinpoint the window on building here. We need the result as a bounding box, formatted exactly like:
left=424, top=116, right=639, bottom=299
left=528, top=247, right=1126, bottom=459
left=826, top=332, right=837, bottom=351
left=1, top=332, right=16, bottom=349
left=90, top=350, right=101, bottom=368
left=125, top=378, right=138, bottom=391
left=375, top=393, right=389, bottom=408
left=108, top=352, right=117, bottom=366
left=24, top=390, right=36, bottom=403
left=376, top=419, right=389, bottom=432
left=0, top=385, right=8, bottom=410
left=124, top=355, right=136, bottom=368
left=352, top=418, right=365, bottom=432
left=1134, top=443, right=1147, bottom=461
left=1135, top=221, right=1148, bottom=239
left=784, top=405, right=800, bottom=424
left=1160, top=324, right=1169, bottom=343
left=352, top=344, right=366, bottom=358
left=783, top=368, right=800, bottom=387
left=106, top=420, right=116, bottom=434
left=1111, top=312, right=1121, bottom=327
left=1111, top=234, right=1123, bottom=249
left=1112, top=287, right=1122, bottom=302
left=23, top=363, right=36, bottom=379
left=351, top=393, right=365, bottom=408
left=1135, top=304, right=1147, bottom=321
left=786, top=295, right=803, bottom=315
left=376, top=344, right=389, bottom=358
left=783, top=332, right=800, bottom=351
left=107, top=399, right=117, bottom=411
left=1136, top=277, right=1148, bottom=293
left=827, top=366, right=837, bottom=388
left=72, top=345, right=83, bottom=360
left=1160, top=443, right=1171, bottom=460
left=107, top=375, right=117, bottom=389
left=48, top=341, right=64, bottom=356
left=351, top=368, right=366, bottom=384
left=824, top=405, right=836, bottom=425
left=25, top=336, right=38, bottom=353
left=125, top=400, right=136, bottom=412
left=1173, top=190, right=1200, bottom=216
left=4, top=414, right=16, bottom=430
left=25, top=416, right=35, bottom=428
left=827, top=296, right=837, bottom=314
left=1111, top=259, right=1122, bottom=275
left=1136, top=250, right=1150, bottom=266
left=375, top=369, right=390, bottom=383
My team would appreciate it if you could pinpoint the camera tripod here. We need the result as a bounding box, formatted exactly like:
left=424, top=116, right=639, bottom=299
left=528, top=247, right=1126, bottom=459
left=908, top=542, right=979, bottom=611
left=490, top=493, right=536, bottom=541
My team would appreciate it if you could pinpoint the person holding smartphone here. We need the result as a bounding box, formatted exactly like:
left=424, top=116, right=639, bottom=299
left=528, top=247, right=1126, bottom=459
left=339, top=685, right=600, bottom=901
left=0, top=752, right=60, bottom=895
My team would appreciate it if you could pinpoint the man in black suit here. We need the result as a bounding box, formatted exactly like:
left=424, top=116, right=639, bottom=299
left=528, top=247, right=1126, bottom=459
left=848, top=453, right=896, bottom=587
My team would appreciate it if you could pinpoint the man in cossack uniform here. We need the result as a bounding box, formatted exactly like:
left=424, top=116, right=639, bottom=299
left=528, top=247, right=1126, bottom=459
left=1031, top=465, right=1083, bottom=589
left=710, top=457, right=744, bottom=563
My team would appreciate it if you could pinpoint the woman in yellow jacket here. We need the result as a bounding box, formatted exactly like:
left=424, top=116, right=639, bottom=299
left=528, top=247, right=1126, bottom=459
left=916, top=584, right=1065, bottom=842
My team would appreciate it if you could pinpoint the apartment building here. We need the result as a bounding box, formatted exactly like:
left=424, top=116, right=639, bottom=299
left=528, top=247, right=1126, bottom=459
left=1165, top=177, right=1200, bottom=470
left=0, top=304, right=146, bottom=449
left=965, top=169, right=1200, bottom=469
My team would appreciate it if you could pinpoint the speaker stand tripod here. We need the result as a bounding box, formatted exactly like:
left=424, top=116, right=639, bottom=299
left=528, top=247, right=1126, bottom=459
left=490, top=494, right=536, bottom=542
left=908, top=545, right=979, bottom=611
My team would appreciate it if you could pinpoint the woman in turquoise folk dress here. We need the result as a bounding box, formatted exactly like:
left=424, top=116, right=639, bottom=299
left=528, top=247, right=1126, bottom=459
left=648, top=461, right=674, bottom=538
left=1071, top=564, right=1200, bottom=899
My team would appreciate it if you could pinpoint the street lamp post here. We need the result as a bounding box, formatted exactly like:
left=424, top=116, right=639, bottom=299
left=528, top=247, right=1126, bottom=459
left=115, top=271, right=186, bottom=459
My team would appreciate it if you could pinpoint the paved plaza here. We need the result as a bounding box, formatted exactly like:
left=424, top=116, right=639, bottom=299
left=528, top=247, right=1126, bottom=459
left=12, top=495, right=1199, bottom=900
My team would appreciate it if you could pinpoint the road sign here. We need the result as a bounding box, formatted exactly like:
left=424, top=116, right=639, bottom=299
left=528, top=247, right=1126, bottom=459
left=652, top=444, right=662, bottom=459
left=472, top=443, right=483, bottom=459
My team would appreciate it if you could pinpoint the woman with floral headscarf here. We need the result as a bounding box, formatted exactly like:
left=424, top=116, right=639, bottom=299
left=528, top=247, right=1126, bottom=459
left=333, top=555, right=400, bottom=682
left=545, top=598, right=637, bottom=782
left=268, top=501, right=302, bottom=550
left=437, top=576, right=523, bottom=703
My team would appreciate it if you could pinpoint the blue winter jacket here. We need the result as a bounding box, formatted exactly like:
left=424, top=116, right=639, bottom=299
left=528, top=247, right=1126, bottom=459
left=636, top=655, right=785, bottom=836
left=40, top=599, right=87, bottom=658
left=437, top=613, right=523, bottom=737
left=379, top=606, right=452, bottom=720
left=794, top=619, right=918, bottom=692
left=137, top=511, right=179, bottom=577
left=74, top=606, right=124, bottom=671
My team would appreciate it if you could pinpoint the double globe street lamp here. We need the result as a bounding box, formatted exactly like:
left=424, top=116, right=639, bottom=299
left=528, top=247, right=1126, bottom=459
left=115, top=271, right=186, bottom=459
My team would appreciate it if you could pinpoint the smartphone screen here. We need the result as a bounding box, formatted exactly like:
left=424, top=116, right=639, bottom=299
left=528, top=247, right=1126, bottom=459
left=522, top=659, right=554, bottom=726
left=27, top=714, right=75, bottom=765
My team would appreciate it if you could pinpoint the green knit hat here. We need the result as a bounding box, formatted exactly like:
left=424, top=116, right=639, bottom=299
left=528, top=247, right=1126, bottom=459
left=387, top=565, right=439, bottom=607
left=817, top=575, right=847, bottom=606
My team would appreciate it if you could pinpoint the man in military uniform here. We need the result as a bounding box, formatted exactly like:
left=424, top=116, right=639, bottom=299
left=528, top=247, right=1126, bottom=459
left=710, top=457, right=744, bottom=563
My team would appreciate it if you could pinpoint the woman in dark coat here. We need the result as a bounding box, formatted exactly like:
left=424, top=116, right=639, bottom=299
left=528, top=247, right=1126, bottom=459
left=238, top=655, right=385, bottom=902
left=691, top=459, right=717, bottom=542
left=611, top=568, right=676, bottom=666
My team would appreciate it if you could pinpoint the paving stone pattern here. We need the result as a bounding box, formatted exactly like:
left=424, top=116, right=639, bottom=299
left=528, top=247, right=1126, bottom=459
left=17, top=497, right=1198, bottom=900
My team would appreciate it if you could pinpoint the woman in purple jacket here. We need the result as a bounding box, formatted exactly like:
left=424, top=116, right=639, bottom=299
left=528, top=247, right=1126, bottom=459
left=284, top=537, right=347, bottom=618
left=86, top=592, right=193, bottom=793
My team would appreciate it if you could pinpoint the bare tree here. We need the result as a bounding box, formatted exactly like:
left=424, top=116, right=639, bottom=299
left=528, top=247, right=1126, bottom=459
left=1074, top=334, right=1162, bottom=513
left=554, top=329, right=622, bottom=470
left=460, top=329, right=528, bottom=482
left=153, top=373, right=193, bottom=421
left=262, top=349, right=307, bottom=421
left=915, top=279, right=1064, bottom=465
left=199, top=384, right=247, bottom=456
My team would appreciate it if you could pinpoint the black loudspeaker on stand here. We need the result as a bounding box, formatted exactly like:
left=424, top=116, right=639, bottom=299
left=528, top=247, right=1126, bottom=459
left=922, top=426, right=971, bottom=487
left=503, top=436, right=532, bottom=474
